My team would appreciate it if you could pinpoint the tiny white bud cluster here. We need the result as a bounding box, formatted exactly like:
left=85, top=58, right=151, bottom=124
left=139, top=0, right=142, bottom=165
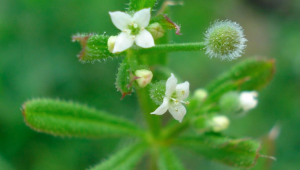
left=204, top=20, right=247, bottom=60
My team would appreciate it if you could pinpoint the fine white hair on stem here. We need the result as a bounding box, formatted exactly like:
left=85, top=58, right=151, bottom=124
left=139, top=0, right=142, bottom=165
left=204, top=20, right=247, bottom=60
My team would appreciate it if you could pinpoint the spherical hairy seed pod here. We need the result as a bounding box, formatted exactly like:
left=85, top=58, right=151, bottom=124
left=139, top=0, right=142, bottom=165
left=204, top=20, right=247, bottom=60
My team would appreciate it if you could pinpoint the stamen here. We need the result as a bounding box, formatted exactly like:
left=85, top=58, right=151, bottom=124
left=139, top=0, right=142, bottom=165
left=131, top=35, right=136, bottom=39
left=171, top=98, right=179, bottom=105
left=141, top=27, right=145, bottom=31
left=174, top=108, right=178, bottom=111
left=133, top=23, right=138, bottom=28
left=180, top=100, right=190, bottom=105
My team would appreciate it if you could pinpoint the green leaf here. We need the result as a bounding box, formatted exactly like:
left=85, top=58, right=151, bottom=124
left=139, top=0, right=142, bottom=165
left=158, top=147, right=186, bottom=170
left=116, top=58, right=134, bottom=99
left=72, top=33, right=122, bottom=63
left=89, top=142, right=147, bottom=170
left=128, top=0, right=157, bottom=12
left=175, top=133, right=261, bottom=168
left=22, top=99, right=144, bottom=138
left=205, top=58, right=275, bottom=103
left=0, top=155, right=15, bottom=170
left=149, top=14, right=181, bottom=35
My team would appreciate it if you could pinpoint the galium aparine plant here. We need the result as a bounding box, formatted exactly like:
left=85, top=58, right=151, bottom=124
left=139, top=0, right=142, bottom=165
left=21, top=0, right=276, bottom=170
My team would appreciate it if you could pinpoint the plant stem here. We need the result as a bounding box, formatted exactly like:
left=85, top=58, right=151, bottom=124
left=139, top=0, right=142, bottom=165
left=126, top=50, right=161, bottom=139
left=135, top=42, right=206, bottom=54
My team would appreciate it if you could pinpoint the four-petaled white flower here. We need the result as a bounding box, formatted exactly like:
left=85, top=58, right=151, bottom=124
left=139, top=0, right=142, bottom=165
left=109, top=8, right=155, bottom=53
left=151, top=74, right=190, bottom=123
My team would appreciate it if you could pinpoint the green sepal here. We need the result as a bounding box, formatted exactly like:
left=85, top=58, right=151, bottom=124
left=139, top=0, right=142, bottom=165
left=22, top=99, right=144, bottom=138
left=128, top=0, right=157, bottom=12
left=205, top=58, right=275, bottom=103
left=89, top=142, right=147, bottom=170
left=175, top=133, right=261, bottom=168
left=72, top=33, right=122, bottom=63
left=158, top=147, right=186, bottom=170
left=149, top=14, right=181, bottom=35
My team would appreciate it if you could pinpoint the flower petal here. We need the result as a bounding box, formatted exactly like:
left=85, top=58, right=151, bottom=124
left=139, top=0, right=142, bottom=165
left=132, top=8, right=151, bottom=28
left=175, top=81, right=190, bottom=100
left=109, top=11, right=132, bottom=30
left=151, top=97, right=169, bottom=115
left=113, top=32, right=134, bottom=53
left=165, top=73, right=177, bottom=98
left=168, top=103, right=186, bottom=123
left=239, top=91, right=258, bottom=111
left=135, top=30, right=155, bottom=48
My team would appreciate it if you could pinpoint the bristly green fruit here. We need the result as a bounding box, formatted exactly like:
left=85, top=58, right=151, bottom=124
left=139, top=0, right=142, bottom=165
left=149, top=80, right=166, bottom=105
left=204, top=20, right=247, bottom=60
left=72, top=33, right=122, bottom=63
left=219, top=91, right=241, bottom=114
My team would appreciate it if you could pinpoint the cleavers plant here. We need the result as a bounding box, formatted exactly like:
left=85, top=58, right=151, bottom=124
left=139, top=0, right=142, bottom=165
left=21, top=0, right=276, bottom=169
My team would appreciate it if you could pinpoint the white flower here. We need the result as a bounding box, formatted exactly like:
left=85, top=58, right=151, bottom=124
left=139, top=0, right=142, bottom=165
left=239, top=91, right=258, bottom=111
left=151, top=74, right=190, bottom=123
left=109, top=8, right=155, bottom=53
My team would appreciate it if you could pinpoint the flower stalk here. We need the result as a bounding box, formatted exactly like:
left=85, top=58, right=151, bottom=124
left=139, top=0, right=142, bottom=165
left=135, top=42, right=206, bottom=54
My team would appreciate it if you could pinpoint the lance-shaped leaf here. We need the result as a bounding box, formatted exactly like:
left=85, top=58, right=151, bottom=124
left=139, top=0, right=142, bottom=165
left=205, top=58, right=275, bottom=103
left=72, top=33, right=123, bottom=63
left=175, top=133, right=261, bottom=168
left=158, top=147, right=186, bottom=170
left=89, top=142, right=147, bottom=170
left=22, top=99, right=144, bottom=138
left=128, top=0, right=157, bottom=12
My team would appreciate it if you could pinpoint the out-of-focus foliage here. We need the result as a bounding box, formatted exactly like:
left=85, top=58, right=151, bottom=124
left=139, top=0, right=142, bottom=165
left=0, top=0, right=299, bottom=170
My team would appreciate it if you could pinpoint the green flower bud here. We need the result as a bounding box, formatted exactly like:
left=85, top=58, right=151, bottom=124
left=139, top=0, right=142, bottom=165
left=193, top=88, right=208, bottom=101
left=204, top=20, right=247, bottom=60
left=149, top=81, right=166, bottom=105
left=219, top=91, right=240, bottom=114
left=107, top=36, right=118, bottom=53
left=134, top=69, right=153, bottom=88
left=146, top=22, right=165, bottom=39
left=210, top=115, right=230, bottom=132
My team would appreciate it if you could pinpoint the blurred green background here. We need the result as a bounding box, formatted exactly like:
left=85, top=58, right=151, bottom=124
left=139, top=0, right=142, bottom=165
left=0, top=0, right=299, bottom=169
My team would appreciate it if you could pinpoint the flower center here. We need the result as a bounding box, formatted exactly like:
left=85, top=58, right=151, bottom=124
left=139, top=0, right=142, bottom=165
left=126, top=22, right=144, bottom=36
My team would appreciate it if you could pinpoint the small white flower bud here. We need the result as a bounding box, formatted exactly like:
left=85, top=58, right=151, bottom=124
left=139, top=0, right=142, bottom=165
left=135, top=69, right=153, bottom=88
left=107, top=36, right=118, bottom=53
left=146, top=22, right=165, bottom=39
left=204, top=20, right=247, bottom=60
left=239, top=91, right=258, bottom=111
left=211, top=115, right=230, bottom=132
left=193, top=88, right=208, bottom=101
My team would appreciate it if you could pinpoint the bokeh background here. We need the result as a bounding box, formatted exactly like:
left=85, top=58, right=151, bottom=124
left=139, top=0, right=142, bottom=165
left=0, top=0, right=299, bottom=169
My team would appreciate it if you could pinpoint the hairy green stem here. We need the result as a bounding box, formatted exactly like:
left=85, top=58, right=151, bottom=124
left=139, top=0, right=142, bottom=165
left=126, top=50, right=161, bottom=139
left=135, top=42, right=206, bottom=54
